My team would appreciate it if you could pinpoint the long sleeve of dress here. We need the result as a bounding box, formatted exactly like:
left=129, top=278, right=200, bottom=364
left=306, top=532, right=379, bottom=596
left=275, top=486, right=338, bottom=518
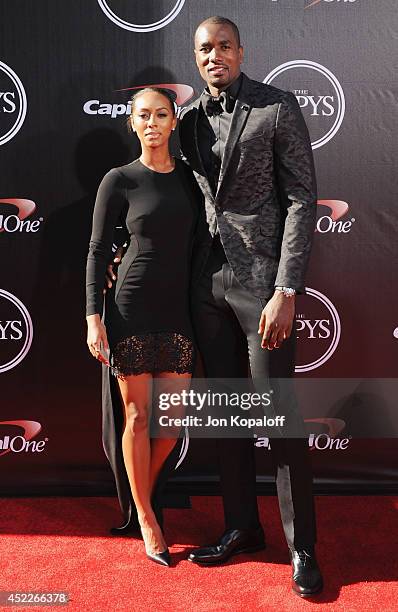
left=86, top=168, right=126, bottom=316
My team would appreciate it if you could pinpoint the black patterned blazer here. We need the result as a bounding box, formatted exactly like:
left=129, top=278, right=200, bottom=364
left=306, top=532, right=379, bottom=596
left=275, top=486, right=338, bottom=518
left=179, top=72, right=317, bottom=298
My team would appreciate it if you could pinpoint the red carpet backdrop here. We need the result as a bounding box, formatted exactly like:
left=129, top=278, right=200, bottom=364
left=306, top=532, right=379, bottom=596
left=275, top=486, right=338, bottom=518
left=1, top=0, right=397, bottom=494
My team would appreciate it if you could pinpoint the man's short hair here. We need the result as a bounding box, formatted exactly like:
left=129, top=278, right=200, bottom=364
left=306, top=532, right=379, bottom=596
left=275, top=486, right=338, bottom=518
left=197, top=16, right=241, bottom=47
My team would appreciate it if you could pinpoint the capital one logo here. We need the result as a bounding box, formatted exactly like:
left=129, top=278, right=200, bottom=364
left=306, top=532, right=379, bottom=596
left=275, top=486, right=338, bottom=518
left=0, top=420, right=47, bottom=457
left=264, top=60, right=345, bottom=149
left=97, top=0, right=186, bottom=32
left=255, top=418, right=350, bottom=450
left=306, top=417, right=349, bottom=450
left=84, top=83, right=194, bottom=120
left=316, top=199, right=355, bottom=234
left=0, top=61, right=27, bottom=146
left=0, top=199, right=43, bottom=234
left=0, top=290, right=33, bottom=373
left=295, top=288, right=341, bottom=372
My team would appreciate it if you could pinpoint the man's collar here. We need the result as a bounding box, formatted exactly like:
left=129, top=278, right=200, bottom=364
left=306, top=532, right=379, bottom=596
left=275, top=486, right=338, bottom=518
left=225, top=73, right=243, bottom=101
left=201, top=73, right=243, bottom=115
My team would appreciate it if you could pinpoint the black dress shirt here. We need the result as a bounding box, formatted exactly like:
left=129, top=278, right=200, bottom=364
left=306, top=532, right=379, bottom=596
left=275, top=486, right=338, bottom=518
left=198, top=74, right=243, bottom=195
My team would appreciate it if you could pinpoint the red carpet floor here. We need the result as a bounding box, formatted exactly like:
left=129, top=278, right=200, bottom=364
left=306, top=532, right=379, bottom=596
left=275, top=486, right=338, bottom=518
left=1, top=496, right=398, bottom=611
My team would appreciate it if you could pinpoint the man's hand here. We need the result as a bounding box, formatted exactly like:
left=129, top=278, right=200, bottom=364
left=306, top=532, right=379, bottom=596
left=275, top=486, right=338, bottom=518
left=104, top=246, right=124, bottom=293
left=258, top=291, right=295, bottom=350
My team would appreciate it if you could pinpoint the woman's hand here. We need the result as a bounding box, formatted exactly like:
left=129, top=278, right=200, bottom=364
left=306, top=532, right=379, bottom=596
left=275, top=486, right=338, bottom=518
left=86, top=314, right=110, bottom=366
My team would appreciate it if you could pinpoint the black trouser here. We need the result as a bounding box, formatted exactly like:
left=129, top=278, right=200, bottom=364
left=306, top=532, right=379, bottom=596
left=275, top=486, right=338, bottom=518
left=191, top=237, right=316, bottom=550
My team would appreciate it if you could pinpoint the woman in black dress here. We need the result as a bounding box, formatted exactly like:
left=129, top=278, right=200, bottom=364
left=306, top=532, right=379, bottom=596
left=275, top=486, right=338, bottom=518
left=86, top=88, right=198, bottom=566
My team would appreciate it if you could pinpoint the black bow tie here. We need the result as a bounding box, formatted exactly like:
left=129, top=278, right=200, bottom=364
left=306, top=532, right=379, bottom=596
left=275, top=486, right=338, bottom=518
left=205, top=90, right=235, bottom=116
left=205, top=96, right=224, bottom=117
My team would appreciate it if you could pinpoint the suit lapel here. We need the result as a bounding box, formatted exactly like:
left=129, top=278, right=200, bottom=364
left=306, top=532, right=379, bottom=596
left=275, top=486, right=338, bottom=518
left=193, top=104, right=216, bottom=205
left=216, top=74, right=253, bottom=200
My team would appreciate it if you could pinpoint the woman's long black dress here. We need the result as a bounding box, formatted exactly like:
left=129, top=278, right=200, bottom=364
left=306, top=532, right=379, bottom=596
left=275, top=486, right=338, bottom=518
left=86, top=158, right=199, bottom=523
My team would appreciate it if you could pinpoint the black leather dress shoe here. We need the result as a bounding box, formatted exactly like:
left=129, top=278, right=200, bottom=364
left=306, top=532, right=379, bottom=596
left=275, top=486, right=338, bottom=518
left=290, top=548, right=323, bottom=597
left=188, top=528, right=266, bottom=565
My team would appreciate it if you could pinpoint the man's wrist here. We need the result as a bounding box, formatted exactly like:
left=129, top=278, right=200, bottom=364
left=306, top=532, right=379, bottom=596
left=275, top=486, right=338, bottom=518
left=274, top=286, right=296, bottom=298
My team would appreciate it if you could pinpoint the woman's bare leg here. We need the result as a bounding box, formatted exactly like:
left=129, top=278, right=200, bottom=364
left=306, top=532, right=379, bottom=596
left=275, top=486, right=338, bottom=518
left=117, top=372, right=166, bottom=554
left=150, top=372, right=191, bottom=496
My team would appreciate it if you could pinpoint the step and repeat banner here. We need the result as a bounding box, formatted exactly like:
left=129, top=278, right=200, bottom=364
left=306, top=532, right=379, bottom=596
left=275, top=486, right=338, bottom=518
left=1, top=0, right=397, bottom=494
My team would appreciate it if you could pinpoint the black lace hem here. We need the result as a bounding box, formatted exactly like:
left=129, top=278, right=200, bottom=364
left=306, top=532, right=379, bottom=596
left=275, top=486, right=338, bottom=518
left=111, top=331, right=194, bottom=378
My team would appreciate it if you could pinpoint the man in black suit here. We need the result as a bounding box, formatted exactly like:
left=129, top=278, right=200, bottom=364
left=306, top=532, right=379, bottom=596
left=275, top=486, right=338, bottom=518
left=179, top=16, right=323, bottom=597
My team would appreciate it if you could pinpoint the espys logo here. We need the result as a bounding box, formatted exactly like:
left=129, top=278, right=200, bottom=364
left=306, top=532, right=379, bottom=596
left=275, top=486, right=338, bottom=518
left=295, top=288, right=341, bottom=372
left=264, top=60, right=345, bottom=149
left=306, top=0, right=357, bottom=8
left=316, top=199, right=355, bottom=234
left=97, top=0, right=185, bottom=32
left=0, top=199, right=43, bottom=234
left=0, top=289, right=33, bottom=374
left=0, top=61, right=27, bottom=146
left=0, top=421, right=48, bottom=457
left=255, top=418, right=350, bottom=451
left=83, top=83, right=194, bottom=120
